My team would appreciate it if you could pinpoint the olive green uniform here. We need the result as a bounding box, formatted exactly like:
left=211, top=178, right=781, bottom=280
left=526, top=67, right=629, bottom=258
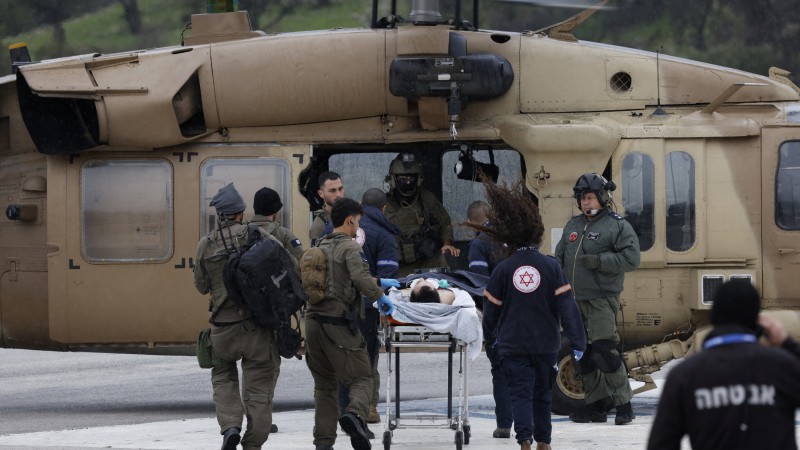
left=194, top=220, right=279, bottom=450
left=309, top=209, right=329, bottom=245
left=305, top=232, right=384, bottom=448
left=384, top=188, right=454, bottom=276
left=246, top=215, right=303, bottom=428
left=250, top=215, right=304, bottom=262
left=555, top=210, right=640, bottom=407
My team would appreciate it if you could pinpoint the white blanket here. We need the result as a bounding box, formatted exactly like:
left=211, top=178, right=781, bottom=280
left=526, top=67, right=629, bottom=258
left=379, top=288, right=484, bottom=360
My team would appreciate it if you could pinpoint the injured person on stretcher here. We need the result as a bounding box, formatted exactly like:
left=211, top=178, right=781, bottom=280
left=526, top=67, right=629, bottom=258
left=408, top=277, right=475, bottom=306
left=378, top=275, right=484, bottom=360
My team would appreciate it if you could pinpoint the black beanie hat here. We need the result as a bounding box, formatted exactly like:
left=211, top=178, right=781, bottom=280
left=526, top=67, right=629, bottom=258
left=253, top=187, right=283, bottom=216
left=710, top=280, right=761, bottom=330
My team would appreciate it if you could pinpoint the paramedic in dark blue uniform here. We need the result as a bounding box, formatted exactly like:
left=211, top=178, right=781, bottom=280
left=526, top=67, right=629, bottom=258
left=338, top=188, right=401, bottom=425
left=466, top=200, right=512, bottom=438
left=473, top=179, right=586, bottom=450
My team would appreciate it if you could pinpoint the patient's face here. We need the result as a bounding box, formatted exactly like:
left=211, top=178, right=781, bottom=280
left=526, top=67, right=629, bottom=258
left=411, top=279, right=438, bottom=296
left=410, top=279, right=441, bottom=303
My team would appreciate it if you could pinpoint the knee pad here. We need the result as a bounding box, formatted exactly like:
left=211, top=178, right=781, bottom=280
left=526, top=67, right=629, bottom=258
left=589, top=339, right=622, bottom=374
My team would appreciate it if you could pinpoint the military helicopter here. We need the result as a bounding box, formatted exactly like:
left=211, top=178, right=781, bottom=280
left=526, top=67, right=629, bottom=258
left=1, top=0, right=799, bottom=414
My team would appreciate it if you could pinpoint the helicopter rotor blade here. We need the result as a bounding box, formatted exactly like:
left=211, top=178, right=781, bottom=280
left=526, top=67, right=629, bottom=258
left=495, top=0, right=615, bottom=10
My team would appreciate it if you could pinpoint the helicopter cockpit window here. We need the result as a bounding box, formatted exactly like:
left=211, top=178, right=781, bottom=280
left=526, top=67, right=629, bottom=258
left=442, top=148, right=523, bottom=241
left=776, top=141, right=800, bottom=230
left=82, top=159, right=173, bottom=263
left=200, top=158, right=291, bottom=236
left=665, top=151, right=696, bottom=252
left=621, top=152, right=655, bottom=251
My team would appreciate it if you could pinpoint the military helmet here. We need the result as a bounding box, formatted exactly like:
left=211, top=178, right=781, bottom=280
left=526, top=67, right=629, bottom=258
left=573, top=173, right=616, bottom=208
left=387, top=152, right=423, bottom=196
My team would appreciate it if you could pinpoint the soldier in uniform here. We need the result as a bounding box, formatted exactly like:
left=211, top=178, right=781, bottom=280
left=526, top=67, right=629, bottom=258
left=249, top=186, right=303, bottom=435
left=555, top=173, right=640, bottom=426
left=476, top=178, right=586, bottom=450
left=384, top=153, right=459, bottom=276
left=338, top=188, right=401, bottom=426
left=305, top=197, right=396, bottom=450
left=251, top=187, right=304, bottom=262
left=310, top=172, right=345, bottom=245
left=193, top=183, right=278, bottom=450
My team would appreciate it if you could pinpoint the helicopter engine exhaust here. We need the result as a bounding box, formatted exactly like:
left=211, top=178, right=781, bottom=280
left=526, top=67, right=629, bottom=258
left=409, top=0, right=446, bottom=24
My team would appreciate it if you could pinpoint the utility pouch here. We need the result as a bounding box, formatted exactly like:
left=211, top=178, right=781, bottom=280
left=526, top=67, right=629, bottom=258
left=397, top=236, right=417, bottom=264
left=196, top=328, right=215, bottom=369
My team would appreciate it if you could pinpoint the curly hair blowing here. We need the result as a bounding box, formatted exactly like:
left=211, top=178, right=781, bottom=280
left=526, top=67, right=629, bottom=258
left=467, top=177, right=544, bottom=252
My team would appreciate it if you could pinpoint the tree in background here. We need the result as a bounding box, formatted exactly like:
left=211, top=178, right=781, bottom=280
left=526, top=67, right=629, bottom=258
left=119, top=0, right=142, bottom=34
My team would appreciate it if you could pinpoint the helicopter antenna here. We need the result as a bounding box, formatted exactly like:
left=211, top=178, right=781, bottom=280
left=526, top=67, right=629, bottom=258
left=652, top=47, right=667, bottom=116
left=530, top=0, right=611, bottom=42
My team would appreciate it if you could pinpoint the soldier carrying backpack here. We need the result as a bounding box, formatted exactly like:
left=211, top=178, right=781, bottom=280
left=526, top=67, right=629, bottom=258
left=299, top=197, right=397, bottom=450
left=193, top=183, right=285, bottom=450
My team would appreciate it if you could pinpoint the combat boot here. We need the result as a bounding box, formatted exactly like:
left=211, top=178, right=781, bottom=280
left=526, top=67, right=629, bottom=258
left=568, top=398, right=611, bottom=423
left=220, top=427, right=240, bottom=450
left=520, top=440, right=532, bottom=450
left=315, top=445, right=334, bottom=450
left=614, top=402, right=635, bottom=425
left=536, top=442, right=552, bottom=450
left=367, top=404, right=381, bottom=424
left=338, top=412, right=372, bottom=450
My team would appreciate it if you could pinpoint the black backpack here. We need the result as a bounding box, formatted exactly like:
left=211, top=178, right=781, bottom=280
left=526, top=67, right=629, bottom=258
left=223, top=225, right=307, bottom=359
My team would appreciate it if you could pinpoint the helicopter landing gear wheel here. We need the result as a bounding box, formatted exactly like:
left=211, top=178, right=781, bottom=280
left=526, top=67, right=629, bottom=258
left=455, top=430, right=464, bottom=450
left=383, top=430, right=392, bottom=450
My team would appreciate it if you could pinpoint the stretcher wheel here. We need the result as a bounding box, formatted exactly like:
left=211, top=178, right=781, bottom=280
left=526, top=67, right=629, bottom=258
left=463, top=425, right=470, bottom=444
left=455, top=430, right=464, bottom=450
left=383, top=430, right=392, bottom=450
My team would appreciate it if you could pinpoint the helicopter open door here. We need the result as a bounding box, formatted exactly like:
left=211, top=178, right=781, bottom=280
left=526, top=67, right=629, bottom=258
left=762, top=128, right=800, bottom=304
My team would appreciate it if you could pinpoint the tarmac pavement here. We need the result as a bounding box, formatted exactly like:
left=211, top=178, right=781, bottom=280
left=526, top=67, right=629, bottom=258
left=0, top=389, right=674, bottom=450
left=0, top=360, right=797, bottom=450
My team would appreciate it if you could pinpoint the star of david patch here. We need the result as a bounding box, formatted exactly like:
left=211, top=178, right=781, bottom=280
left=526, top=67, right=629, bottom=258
left=512, top=265, right=541, bottom=293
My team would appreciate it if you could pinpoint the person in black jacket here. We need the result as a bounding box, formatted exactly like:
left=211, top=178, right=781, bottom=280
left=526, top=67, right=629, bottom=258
left=647, top=280, right=800, bottom=450
left=474, top=179, right=586, bottom=450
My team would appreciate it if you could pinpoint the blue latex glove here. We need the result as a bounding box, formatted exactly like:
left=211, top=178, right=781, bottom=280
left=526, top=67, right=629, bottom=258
left=377, top=295, right=395, bottom=316
left=379, top=278, right=400, bottom=290
left=573, top=350, right=584, bottom=361
left=437, top=279, right=450, bottom=289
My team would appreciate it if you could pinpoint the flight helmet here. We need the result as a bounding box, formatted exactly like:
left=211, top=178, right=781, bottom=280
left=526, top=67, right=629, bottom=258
left=573, top=173, right=616, bottom=209
left=387, top=152, right=422, bottom=196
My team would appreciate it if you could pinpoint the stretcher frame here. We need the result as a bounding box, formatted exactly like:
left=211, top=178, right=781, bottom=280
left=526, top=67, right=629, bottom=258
left=379, top=319, right=471, bottom=450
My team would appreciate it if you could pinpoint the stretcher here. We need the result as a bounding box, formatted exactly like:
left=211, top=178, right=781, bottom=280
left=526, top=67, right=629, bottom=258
left=379, top=316, right=472, bottom=450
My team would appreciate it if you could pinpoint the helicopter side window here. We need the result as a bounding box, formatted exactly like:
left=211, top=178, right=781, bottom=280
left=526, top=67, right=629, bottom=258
left=621, top=152, right=655, bottom=251
left=776, top=141, right=800, bottom=230
left=200, top=158, right=291, bottom=236
left=82, top=159, right=173, bottom=262
left=665, top=151, right=696, bottom=252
